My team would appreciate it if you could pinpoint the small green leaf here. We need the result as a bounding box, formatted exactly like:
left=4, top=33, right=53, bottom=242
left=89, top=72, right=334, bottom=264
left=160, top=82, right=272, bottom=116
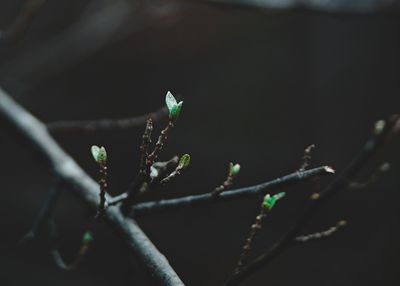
left=170, top=101, right=183, bottom=121
left=263, top=192, right=285, bottom=211
left=82, top=231, right=94, bottom=244
left=91, top=145, right=107, bottom=164
left=229, top=163, right=241, bottom=177
left=178, top=154, right=191, bottom=169
left=165, top=91, right=177, bottom=113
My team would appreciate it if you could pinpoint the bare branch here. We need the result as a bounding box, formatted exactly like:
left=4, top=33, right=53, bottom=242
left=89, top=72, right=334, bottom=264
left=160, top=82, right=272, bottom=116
left=225, top=114, right=400, bottom=286
left=131, top=166, right=335, bottom=217
left=0, top=87, right=185, bottom=286
left=46, top=107, right=167, bottom=133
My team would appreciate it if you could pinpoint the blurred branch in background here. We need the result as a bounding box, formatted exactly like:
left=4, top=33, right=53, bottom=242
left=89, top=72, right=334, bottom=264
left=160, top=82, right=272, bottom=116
left=204, top=0, right=400, bottom=13
left=1, top=0, right=400, bottom=92
left=47, top=106, right=168, bottom=133
left=0, top=0, right=140, bottom=91
left=0, top=0, right=47, bottom=44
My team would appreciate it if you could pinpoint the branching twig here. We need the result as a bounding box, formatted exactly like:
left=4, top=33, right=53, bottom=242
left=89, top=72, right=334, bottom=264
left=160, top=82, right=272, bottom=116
left=131, top=166, right=335, bottom=217
left=225, top=115, right=400, bottom=286
left=121, top=92, right=183, bottom=211
left=107, top=156, right=179, bottom=207
left=47, top=107, right=167, bottom=133
left=147, top=121, right=175, bottom=166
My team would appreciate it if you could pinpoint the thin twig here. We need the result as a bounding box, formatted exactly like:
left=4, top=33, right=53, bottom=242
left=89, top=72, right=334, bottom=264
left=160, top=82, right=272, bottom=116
left=233, top=193, right=285, bottom=274
left=139, top=118, right=154, bottom=174
left=131, top=166, right=335, bottom=217
left=225, top=114, right=400, bottom=286
left=295, top=220, right=347, bottom=243
left=147, top=120, right=175, bottom=166
left=299, top=144, right=315, bottom=171
left=348, top=162, right=391, bottom=190
left=96, top=163, right=108, bottom=219
left=46, top=107, right=167, bottom=132
left=0, top=87, right=185, bottom=286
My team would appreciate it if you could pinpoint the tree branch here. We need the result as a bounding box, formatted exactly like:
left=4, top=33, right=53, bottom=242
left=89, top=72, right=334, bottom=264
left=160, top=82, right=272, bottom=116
left=225, top=115, right=400, bottom=286
left=46, top=107, right=168, bottom=132
left=131, top=166, right=335, bottom=217
left=0, top=86, right=185, bottom=286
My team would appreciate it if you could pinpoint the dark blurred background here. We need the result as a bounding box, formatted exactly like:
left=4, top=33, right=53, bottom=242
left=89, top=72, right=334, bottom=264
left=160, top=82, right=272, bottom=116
left=1, top=0, right=400, bottom=285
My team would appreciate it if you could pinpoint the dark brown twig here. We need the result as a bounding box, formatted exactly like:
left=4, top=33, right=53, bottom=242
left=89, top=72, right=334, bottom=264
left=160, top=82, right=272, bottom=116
left=233, top=192, right=285, bottom=274
left=47, top=107, right=167, bottom=133
left=147, top=120, right=175, bottom=166
left=225, top=115, right=400, bottom=286
left=121, top=118, right=176, bottom=211
left=96, top=163, right=108, bottom=219
left=295, top=220, right=347, bottom=243
left=139, top=118, right=154, bottom=174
